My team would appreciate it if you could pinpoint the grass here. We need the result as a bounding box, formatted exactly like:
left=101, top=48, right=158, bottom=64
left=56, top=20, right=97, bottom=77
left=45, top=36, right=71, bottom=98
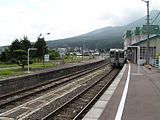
left=0, top=69, right=23, bottom=80
left=0, top=60, right=61, bottom=80
left=0, top=62, right=17, bottom=68
left=30, top=61, right=58, bottom=69
left=0, top=57, right=94, bottom=80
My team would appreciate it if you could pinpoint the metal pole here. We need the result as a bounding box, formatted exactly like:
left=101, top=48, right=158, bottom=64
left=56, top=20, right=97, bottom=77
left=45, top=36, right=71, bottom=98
left=28, top=49, right=30, bottom=73
left=82, top=44, right=83, bottom=61
left=142, top=0, right=150, bottom=64
left=41, top=33, right=50, bottom=65
left=146, top=1, right=150, bottom=64
left=138, top=46, right=140, bottom=74
left=147, top=1, right=150, bottom=64
left=43, top=38, right=44, bottom=65
left=27, top=48, right=37, bottom=73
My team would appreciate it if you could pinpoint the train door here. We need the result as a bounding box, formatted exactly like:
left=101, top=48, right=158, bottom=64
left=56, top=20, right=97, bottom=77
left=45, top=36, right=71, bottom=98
left=119, top=50, right=124, bottom=66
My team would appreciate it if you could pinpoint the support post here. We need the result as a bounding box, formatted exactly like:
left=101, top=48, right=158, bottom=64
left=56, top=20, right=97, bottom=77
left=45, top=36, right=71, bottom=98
left=146, top=0, right=150, bottom=65
left=28, top=49, right=30, bottom=73
left=82, top=44, right=83, bottom=61
left=27, top=48, right=37, bottom=73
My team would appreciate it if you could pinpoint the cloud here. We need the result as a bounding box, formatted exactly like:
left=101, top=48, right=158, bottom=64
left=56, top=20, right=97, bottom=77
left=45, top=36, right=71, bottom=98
left=0, top=0, right=159, bottom=46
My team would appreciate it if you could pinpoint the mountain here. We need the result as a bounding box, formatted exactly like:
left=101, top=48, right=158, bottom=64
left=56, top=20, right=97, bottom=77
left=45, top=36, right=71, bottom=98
left=47, top=10, right=160, bottom=50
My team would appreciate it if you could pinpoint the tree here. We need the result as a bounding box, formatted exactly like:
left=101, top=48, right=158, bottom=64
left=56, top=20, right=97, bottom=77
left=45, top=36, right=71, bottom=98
left=34, top=37, right=48, bottom=61
left=13, top=49, right=27, bottom=69
left=1, top=36, right=34, bottom=68
left=20, top=36, right=32, bottom=51
left=0, top=48, right=10, bottom=62
left=9, top=39, right=22, bottom=52
left=49, top=50, right=60, bottom=60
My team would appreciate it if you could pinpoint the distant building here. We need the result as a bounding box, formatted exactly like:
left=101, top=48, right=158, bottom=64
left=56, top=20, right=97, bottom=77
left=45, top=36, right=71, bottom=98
left=57, top=48, right=67, bottom=53
left=123, top=25, right=160, bottom=65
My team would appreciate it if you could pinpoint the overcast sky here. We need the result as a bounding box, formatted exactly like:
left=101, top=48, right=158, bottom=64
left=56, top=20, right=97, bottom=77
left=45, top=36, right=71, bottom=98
left=0, top=0, right=160, bottom=46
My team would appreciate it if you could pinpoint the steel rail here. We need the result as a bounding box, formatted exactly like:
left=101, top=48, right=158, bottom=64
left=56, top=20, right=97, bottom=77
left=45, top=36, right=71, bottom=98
left=73, top=69, right=118, bottom=120
left=0, top=60, right=109, bottom=107
left=0, top=61, right=105, bottom=99
left=41, top=68, right=119, bottom=120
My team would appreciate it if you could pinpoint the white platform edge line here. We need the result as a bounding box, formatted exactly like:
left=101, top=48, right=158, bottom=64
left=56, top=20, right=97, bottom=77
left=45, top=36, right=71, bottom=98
left=115, top=63, right=131, bottom=120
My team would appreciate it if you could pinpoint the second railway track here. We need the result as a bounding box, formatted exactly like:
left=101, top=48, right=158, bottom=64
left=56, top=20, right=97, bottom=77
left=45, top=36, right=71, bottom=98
left=41, top=68, right=119, bottom=120
left=0, top=60, right=119, bottom=120
left=0, top=60, right=109, bottom=109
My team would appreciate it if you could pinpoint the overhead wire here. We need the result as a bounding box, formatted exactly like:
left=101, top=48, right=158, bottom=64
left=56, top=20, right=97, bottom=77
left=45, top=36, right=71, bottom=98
left=151, top=11, right=160, bottom=24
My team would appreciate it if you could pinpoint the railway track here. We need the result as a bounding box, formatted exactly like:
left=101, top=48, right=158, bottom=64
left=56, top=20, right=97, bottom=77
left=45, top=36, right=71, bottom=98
left=41, top=68, right=119, bottom=120
left=0, top=60, right=112, bottom=119
left=0, top=60, right=109, bottom=108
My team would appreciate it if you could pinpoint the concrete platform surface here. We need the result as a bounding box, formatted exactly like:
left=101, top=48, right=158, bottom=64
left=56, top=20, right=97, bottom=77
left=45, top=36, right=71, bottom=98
left=83, top=63, right=160, bottom=120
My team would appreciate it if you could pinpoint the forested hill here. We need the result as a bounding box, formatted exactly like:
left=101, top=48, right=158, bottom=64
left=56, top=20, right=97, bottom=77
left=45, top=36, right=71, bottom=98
left=46, top=10, right=160, bottom=50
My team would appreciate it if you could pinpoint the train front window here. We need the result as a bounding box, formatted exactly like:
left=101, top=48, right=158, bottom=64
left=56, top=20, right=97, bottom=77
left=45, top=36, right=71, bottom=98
left=120, top=52, right=124, bottom=58
left=110, top=51, right=114, bottom=57
left=115, top=52, right=118, bottom=59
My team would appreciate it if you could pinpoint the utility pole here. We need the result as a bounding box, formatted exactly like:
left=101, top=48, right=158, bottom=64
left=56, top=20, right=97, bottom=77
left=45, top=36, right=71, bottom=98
left=39, top=33, right=50, bottom=65
left=146, top=0, right=150, bottom=65
left=142, top=0, right=150, bottom=64
left=42, top=37, right=45, bottom=65
left=28, top=48, right=37, bottom=73
left=82, top=44, right=84, bottom=61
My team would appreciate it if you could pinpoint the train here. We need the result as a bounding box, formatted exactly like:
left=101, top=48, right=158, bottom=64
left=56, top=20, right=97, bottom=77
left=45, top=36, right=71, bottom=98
left=109, top=48, right=125, bottom=68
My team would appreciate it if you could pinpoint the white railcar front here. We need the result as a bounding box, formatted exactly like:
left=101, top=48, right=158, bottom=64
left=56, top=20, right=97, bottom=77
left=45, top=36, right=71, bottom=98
left=109, top=49, right=125, bottom=68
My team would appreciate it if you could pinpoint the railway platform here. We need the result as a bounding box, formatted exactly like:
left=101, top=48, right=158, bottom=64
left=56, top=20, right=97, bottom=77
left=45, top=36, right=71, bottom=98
left=83, top=63, right=160, bottom=120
